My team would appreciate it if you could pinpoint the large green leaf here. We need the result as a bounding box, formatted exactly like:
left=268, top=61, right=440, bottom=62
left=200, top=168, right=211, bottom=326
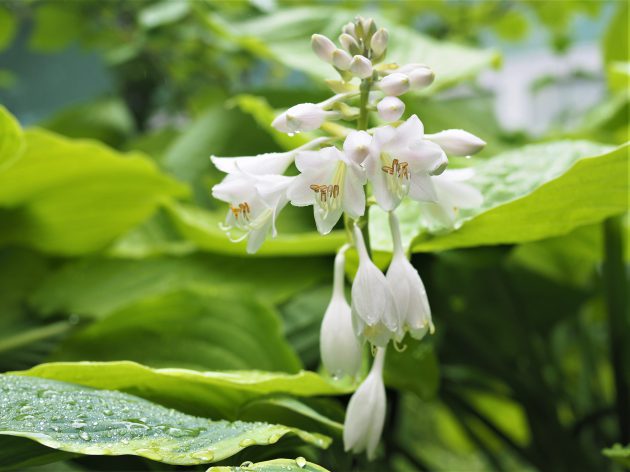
left=208, top=458, right=330, bottom=472
left=0, top=374, right=329, bottom=468
left=384, top=339, right=440, bottom=401
left=0, top=128, right=189, bottom=255
left=370, top=141, right=628, bottom=253
left=30, top=253, right=329, bottom=318
left=0, top=105, right=24, bottom=171
left=220, top=7, right=499, bottom=93
left=48, top=290, right=302, bottom=374
left=13, top=361, right=352, bottom=420
left=165, top=201, right=346, bottom=256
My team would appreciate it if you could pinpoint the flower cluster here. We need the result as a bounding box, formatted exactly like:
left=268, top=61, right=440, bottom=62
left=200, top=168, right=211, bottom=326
left=210, top=16, right=485, bottom=460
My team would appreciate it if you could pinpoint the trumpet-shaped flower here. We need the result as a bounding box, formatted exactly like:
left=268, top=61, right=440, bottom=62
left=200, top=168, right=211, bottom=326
left=212, top=172, right=292, bottom=254
left=365, top=114, right=448, bottom=211
left=320, top=245, right=363, bottom=378
left=211, top=137, right=330, bottom=176
left=351, top=225, right=398, bottom=347
left=421, top=168, right=484, bottom=228
left=386, top=212, right=433, bottom=341
left=287, top=137, right=367, bottom=234
left=343, top=347, right=387, bottom=460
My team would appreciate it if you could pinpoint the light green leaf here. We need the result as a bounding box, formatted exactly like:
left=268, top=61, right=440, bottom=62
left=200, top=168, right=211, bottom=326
left=208, top=458, right=330, bottom=472
left=13, top=361, right=353, bottom=420
left=0, top=129, right=189, bottom=255
left=0, top=374, right=329, bottom=468
left=165, top=201, right=345, bottom=256
left=49, top=290, right=302, bottom=374
left=30, top=253, right=328, bottom=318
left=370, top=141, right=628, bottom=253
left=139, top=0, right=190, bottom=29
left=0, top=105, right=24, bottom=171
left=29, top=5, right=82, bottom=52
left=222, top=7, right=499, bottom=93
left=602, top=444, right=630, bottom=468
left=384, top=340, right=440, bottom=400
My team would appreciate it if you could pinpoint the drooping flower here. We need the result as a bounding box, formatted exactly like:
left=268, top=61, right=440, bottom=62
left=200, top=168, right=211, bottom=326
left=212, top=172, right=292, bottom=254
left=421, top=168, right=484, bottom=228
left=351, top=225, right=398, bottom=347
left=211, top=137, right=330, bottom=176
left=425, top=129, right=486, bottom=156
left=287, top=135, right=367, bottom=234
left=365, top=114, right=448, bottom=211
left=343, top=347, right=387, bottom=460
left=386, top=211, right=433, bottom=341
left=320, top=244, right=363, bottom=378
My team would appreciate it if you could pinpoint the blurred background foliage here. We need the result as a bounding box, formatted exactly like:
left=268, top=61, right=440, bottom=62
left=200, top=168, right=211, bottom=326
left=0, top=0, right=628, bottom=471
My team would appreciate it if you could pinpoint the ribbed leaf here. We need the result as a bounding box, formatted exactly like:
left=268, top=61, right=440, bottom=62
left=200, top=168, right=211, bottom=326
left=208, top=458, right=330, bottom=472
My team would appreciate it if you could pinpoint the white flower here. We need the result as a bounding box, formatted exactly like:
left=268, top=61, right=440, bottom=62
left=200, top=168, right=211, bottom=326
left=376, top=72, right=410, bottom=96
left=425, top=129, right=486, bottom=156
left=212, top=172, right=292, bottom=254
left=376, top=96, right=404, bottom=122
left=272, top=103, right=336, bottom=134
left=365, top=115, right=448, bottom=211
left=311, top=34, right=336, bottom=63
left=421, top=168, right=483, bottom=227
left=386, top=211, right=433, bottom=341
left=343, top=130, right=371, bottom=164
left=320, top=245, right=363, bottom=379
left=350, top=55, right=373, bottom=79
left=397, top=63, right=434, bottom=89
left=370, top=28, right=388, bottom=57
left=287, top=141, right=366, bottom=234
left=332, top=49, right=353, bottom=70
left=210, top=137, right=330, bottom=176
left=351, top=225, right=398, bottom=347
left=343, top=347, right=387, bottom=460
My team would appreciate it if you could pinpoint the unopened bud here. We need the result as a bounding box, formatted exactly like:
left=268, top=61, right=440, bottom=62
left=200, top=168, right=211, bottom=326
left=342, top=22, right=356, bottom=38
left=350, top=55, right=373, bottom=79
left=425, top=129, right=486, bottom=156
left=377, top=72, right=410, bottom=96
left=332, top=49, right=352, bottom=70
left=272, top=103, right=330, bottom=134
left=311, top=34, right=336, bottom=64
left=362, top=18, right=376, bottom=41
left=408, top=66, right=434, bottom=89
left=370, top=28, right=388, bottom=57
left=377, top=96, right=405, bottom=122
left=340, top=33, right=360, bottom=55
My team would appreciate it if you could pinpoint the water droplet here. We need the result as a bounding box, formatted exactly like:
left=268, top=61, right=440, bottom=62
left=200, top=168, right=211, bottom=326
left=296, top=457, right=307, bottom=468
left=136, top=448, right=163, bottom=461
left=79, top=431, right=90, bottom=441
left=71, top=421, right=87, bottom=429
left=191, top=451, right=214, bottom=462
left=103, top=409, right=113, bottom=416
left=239, top=438, right=256, bottom=447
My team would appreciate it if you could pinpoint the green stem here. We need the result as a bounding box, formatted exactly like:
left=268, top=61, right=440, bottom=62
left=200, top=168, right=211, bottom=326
left=0, top=321, right=72, bottom=354
left=355, top=77, right=372, bottom=254
left=602, top=216, right=629, bottom=443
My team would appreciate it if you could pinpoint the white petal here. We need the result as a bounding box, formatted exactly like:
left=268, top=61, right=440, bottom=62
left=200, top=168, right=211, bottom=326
left=437, top=179, right=483, bottom=209
left=425, top=129, right=486, bottom=156
left=343, top=130, right=371, bottom=165
left=408, top=173, right=438, bottom=202
left=395, top=114, right=424, bottom=146
left=211, top=152, right=293, bottom=175
left=377, top=96, right=405, bottom=122
left=342, top=167, right=366, bottom=219
left=370, top=167, right=401, bottom=211
left=313, top=204, right=343, bottom=235
left=399, top=140, right=447, bottom=174
left=320, top=295, right=362, bottom=378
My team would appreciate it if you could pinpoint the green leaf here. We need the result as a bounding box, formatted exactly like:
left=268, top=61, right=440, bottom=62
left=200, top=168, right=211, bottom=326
left=138, top=0, right=190, bottom=29
left=384, top=340, right=440, bottom=400
left=0, top=129, right=189, bottom=255
left=370, top=141, right=628, bottom=253
left=29, top=5, right=82, bottom=52
left=222, top=7, right=499, bottom=93
left=208, top=458, right=330, bottom=472
left=0, top=105, right=24, bottom=171
left=30, top=253, right=328, bottom=318
left=13, top=361, right=352, bottom=420
left=602, top=444, right=630, bottom=468
left=0, top=7, right=16, bottom=51
left=603, top=2, right=629, bottom=66
left=0, top=374, right=329, bottom=468
left=165, top=201, right=345, bottom=256
left=49, top=290, right=302, bottom=374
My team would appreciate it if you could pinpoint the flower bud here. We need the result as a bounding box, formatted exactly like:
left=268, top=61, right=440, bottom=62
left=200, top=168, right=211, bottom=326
left=343, top=347, right=386, bottom=460
left=350, top=55, right=373, bottom=79
left=339, top=33, right=360, bottom=55
left=376, top=96, right=404, bottom=122
left=272, top=103, right=328, bottom=133
left=332, top=49, right=352, bottom=70
left=311, top=34, right=336, bottom=63
left=370, top=28, right=388, bottom=57
left=408, top=66, right=435, bottom=89
left=320, top=246, right=363, bottom=379
left=343, top=130, right=371, bottom=165
left=351, top=225, right=398, bottom=347
left=386, top=212, right=433, bottom=341
left=361, top=18, right=376, bottom=42
left=376, top=72, right=410, bottom=96
left=342, top=22, right=356, bottom=38
left=425, top=129, right=486, bottom=156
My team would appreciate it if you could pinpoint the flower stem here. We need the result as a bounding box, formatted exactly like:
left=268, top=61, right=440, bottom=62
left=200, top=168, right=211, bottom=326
left=355, top=77, right=372, bottom=254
